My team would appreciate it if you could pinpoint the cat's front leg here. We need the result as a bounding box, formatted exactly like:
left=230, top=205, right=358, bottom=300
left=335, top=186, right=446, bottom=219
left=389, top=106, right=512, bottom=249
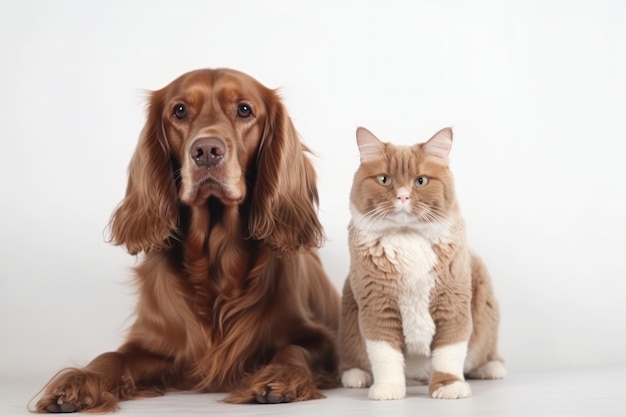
left=339, top=280, right=373, bottom=389
left=429, top=341, right=471, bottom=399
left=365, top=340, right=406, bottom=400
left=350, top=270, right=406, bottom=400
left=356, top=290, right=406, bottom=400
left=428, top=258, right=473, bottom=399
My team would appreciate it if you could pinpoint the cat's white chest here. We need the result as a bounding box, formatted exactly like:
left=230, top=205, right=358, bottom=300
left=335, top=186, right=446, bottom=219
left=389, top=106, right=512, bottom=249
left=379, top=232, right=437, bottom=356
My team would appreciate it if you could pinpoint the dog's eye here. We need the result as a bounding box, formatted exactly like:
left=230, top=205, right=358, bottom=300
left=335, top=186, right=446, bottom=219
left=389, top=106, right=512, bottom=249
left=415, top=176, right=429, bottom=187
left=237, top=103, right=253, bottom=118
left=173, top=103, right=187, bottom=119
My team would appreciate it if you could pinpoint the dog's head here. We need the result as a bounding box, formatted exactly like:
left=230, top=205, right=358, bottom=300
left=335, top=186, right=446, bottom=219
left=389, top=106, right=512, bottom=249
left=108, top=69, right=323, bottom=255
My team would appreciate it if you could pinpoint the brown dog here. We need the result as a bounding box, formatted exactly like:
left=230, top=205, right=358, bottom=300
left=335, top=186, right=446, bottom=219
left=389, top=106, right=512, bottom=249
left=35, top=68, right=340, bottom=413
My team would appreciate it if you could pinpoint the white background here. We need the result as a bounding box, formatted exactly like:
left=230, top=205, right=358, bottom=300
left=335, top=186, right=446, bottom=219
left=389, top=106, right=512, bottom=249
left=1, top=0, right=625, bottom=385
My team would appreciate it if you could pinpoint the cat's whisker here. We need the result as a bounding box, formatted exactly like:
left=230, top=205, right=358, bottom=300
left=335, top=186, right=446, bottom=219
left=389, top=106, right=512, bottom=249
left=349, top=206, right=392, bottom=245
left=364, top=211, right=388, bottom=233
left=358, top=208, right=387, bottom=226
left=371, top=214, right=388, bottom=234
left=417, top=202, right=448, bottom=216
left=416, top=204, right=443, bottom=223
left=350, top=207, right=384, bottom=232
left=416, top=205, right=460, bottom=235
left=426, top=205, right=447, bottom=215
left=424, top=211, right=447, bottom=224
left=416, top=203, right=451, bottom=225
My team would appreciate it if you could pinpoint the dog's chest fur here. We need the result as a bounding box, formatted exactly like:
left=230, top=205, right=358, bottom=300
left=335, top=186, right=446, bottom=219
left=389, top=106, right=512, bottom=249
left=378, top=231, right=438, bottom=355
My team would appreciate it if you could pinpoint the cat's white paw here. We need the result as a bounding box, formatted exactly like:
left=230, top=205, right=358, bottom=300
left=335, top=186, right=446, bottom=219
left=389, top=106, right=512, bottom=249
left=342, top=368, right=372, bottom=388
left=368, top=382, right=406, bottom=400
left=431, top=381, right=471, bottom=399
left=466, top=360, right=506, bottom=380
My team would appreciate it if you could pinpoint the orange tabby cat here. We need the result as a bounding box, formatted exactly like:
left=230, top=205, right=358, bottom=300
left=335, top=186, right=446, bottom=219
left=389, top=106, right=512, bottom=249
left=338, top=127, right=505, bottom=400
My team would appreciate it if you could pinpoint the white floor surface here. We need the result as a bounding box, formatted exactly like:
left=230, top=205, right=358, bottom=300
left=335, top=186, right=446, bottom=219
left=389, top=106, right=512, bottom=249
left=2, top=366, right=624, bottom=416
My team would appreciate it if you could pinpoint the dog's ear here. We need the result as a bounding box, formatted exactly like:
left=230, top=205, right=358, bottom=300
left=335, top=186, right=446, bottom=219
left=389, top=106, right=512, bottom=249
left=248, top=90, right=324, bottom=253
left=107, top=89, right=178, bottom=255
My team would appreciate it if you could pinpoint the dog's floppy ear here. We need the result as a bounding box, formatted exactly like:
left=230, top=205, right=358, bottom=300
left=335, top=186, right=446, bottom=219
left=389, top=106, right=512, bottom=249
left=248, top=90, right=324, bottom=253
left=107, top=89, right=178, bottom=255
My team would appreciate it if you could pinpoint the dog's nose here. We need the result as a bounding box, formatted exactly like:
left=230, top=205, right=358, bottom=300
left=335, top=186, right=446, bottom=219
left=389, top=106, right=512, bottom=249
left=191, top=137, right=226, bottom=168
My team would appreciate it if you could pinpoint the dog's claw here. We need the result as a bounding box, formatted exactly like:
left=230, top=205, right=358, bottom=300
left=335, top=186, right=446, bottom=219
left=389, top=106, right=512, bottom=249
left=253, top=386, right=292, bottom=404
left=266, top=391, right=286, bottom=404
left=254, top=392, right=269, bottom=404
left=45, top=402, right=77, bottom=413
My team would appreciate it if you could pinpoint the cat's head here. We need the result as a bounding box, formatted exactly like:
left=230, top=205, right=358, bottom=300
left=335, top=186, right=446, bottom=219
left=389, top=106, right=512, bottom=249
left=350, top=127, right=458, bottom=235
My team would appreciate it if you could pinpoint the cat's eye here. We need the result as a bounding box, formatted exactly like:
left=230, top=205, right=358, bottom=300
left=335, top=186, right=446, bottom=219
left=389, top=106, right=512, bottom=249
left=415, top=176, right=429, bottom=187
left=377, top=175, right=393, bottom=187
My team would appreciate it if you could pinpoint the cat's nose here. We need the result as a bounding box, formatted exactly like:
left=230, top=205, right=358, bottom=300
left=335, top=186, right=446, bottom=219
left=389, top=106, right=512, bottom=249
left=397, top=194, right=410, bottom=203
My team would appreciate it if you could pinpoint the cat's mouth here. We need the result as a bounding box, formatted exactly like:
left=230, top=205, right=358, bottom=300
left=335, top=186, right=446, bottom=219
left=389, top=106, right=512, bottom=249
left=389, top=210, right=418, bottom=225
left=393, top=204, right=416, bottom=217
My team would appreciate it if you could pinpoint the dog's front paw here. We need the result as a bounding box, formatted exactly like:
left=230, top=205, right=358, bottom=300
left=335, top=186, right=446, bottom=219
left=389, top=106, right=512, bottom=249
left=36, top=371, right=88, bottom=413
left=225, top=364, right=324, bottom=404
left=35, top=368, right=124, bottom=413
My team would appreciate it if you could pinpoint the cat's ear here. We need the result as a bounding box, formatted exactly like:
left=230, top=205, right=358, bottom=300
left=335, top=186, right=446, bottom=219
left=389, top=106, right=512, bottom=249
left=356, top=127, right=384, bottom=163
left=423, top=127, right=453, bottom=165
